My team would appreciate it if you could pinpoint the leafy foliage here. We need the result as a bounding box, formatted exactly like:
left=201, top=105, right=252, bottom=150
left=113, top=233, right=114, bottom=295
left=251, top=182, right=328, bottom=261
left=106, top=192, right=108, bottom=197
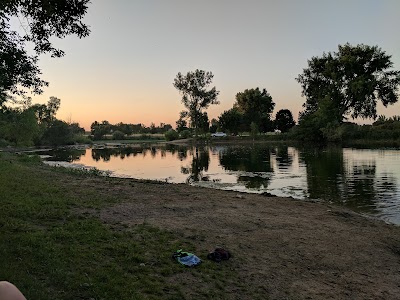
left=297, top=44, right=400, bottom=123
left=112, top=130, right=125, bottom=140
left=295, top=44, right=400, bottom=143
left=0, top=107, right=39, bottom=145
left=164, top=129, right=179, bottom=141
left=0, top=0, right=90, bottom=105
left=90, top=121, right=173, bottom=140
left=41, top=120, right=75, bottom=146
left=176, top=112, right=189, bottom=133
left=275, top=109, right=295, bottom=133
left=234, top=87, right=275, bottom=132
left=173, top=69, right=219, bottom=137
left=0, top=96, right=85, bottom=146
left=0, top=29, right=48, bottom=105
left=218, top=108, right=243, bottom=135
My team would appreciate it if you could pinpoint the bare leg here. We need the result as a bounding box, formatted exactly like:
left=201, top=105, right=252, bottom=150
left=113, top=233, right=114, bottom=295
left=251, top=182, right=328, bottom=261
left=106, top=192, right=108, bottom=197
left=0, top=281, right=27, bottom=300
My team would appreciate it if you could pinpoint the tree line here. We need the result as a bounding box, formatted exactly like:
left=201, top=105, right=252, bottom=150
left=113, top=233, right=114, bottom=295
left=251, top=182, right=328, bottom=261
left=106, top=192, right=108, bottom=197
left=173, top=43, right=399, bottom=142
left=90, top=121, right=172, bottom=140
left=173, top=72, right=296, bottom=137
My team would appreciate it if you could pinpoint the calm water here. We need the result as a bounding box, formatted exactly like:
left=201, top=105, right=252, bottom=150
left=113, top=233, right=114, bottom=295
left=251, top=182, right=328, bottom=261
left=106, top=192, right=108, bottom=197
left=43, top=144, right=400, bottom=224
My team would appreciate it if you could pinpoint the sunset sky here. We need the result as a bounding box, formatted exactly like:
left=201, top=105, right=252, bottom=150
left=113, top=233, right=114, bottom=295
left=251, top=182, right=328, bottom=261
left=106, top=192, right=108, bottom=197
left=19, top=0, right=400, bottom=130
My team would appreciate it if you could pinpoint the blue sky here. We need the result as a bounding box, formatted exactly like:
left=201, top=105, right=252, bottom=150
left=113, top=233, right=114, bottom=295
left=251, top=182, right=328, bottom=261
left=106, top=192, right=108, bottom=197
left=23, top=0, right=400, bottom=129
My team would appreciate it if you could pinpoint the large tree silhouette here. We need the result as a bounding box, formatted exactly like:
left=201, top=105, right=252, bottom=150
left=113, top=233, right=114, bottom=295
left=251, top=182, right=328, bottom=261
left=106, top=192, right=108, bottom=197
left=173, top=69, right=219, bottom=137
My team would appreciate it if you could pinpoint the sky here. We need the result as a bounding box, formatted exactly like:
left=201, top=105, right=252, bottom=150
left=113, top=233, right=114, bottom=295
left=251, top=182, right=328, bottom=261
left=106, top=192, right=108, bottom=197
left=18, top=0, right=400, bottom=130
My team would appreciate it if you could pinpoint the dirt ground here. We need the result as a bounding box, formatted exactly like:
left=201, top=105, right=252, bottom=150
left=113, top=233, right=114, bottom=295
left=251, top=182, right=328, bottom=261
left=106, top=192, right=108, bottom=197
left=76, top=175, right=400, bottom=300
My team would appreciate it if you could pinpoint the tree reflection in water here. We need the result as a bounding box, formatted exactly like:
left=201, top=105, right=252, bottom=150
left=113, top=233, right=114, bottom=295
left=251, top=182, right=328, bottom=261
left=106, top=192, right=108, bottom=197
left=219, top=145, right=273, bottom=189
left=91, top=147, right=145, bottom=162
left=273, top=145, right=293, bottom=170
left=166, top=144, right=188, bottom=161
left=47, top=148, right=86, bottom=162
left=300, top=147, right=383, bottom=214
left=181, top=146, right=210, bottom=183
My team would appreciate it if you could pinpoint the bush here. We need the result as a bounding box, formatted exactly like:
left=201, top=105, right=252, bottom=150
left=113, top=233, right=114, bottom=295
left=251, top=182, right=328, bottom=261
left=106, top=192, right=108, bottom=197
left=112, top=131, right=125, bottom=140
left=180, top=129, right=192, bottom=139
left=41, top=120, right=74, bottom=146
left=72, top=134, right=92, bottom=144
left=165, top=129, right=179, bottom=141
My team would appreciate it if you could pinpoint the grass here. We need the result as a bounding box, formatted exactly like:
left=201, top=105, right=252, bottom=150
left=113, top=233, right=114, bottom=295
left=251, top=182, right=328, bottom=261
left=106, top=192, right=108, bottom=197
left=0, top=153, right=242, bottom=300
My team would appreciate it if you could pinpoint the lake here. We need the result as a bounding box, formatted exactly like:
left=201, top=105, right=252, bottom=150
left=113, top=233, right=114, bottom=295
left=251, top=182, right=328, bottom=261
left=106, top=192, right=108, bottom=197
left=42, top=144, right=400, bottom=225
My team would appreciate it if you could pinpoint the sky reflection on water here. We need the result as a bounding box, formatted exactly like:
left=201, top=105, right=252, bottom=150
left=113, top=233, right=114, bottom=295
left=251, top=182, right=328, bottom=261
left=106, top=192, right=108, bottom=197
left=45, top=144, right=400, bottom=224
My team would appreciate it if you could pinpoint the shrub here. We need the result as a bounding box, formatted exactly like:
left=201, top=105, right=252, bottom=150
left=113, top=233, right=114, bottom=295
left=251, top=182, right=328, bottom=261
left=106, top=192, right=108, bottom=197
left=112, top=130, right=125, bottom=140
left=165, top=129, right=179, bottom=141
left=73, top=134, right=92, bottom=144
left=180, top=129, right=192, bottom=139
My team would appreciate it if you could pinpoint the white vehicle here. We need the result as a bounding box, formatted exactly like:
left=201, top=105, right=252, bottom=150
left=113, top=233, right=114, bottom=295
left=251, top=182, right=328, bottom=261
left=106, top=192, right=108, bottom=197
left=211, top=132, right=227, bottom=137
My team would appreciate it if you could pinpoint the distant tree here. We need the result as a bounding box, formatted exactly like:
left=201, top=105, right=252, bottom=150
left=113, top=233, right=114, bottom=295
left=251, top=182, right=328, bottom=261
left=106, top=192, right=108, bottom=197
left=29, top=96, right=60, bottom=126
left=165, top=129, right=179, bottom=141
left=209, top=118, right=218, bottom=133
left=173, top=69, right=219, bottom=137
left=112, top=131, right=125, bottom=140
left=131, top=123, right=144, bottom=134
left=68, top=123, right=85, bottom=135
left=218, top=108, right=243, bottom=135
left=180, top=129, right=192, bottom=139
left=161, top=123, right=173, bottom=132
left=275, top=109, right=295, bottom=133
left=114, top=122, right=133, bottom=135
left=1, top=108, right=39, bottom=146
left=197, top=112, right=209, bottom=134
left=297, top=44, right=400, bottom=124
left=42, top=120, right=74, bottom=146
left=91, top=120, right=111, bottom=140
left=46, top=97, right=61, bottom=121
left=176, top=111, right=189, bottom=133
left=149, top=122, right=157, bottom=134
left=234, top=88, right=275, bottom=132
left=0, top=1, right=90, bottom=105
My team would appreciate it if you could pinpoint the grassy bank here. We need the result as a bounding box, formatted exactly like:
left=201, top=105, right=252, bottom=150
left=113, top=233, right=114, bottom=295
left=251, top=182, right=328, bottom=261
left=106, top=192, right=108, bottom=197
left=0, top=153, right=240, bottom=300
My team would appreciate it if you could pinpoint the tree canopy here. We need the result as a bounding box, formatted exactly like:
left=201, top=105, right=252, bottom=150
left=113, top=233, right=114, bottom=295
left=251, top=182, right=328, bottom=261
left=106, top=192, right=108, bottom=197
left=173, top=69, right=219, bottom=137
left=0, top=0, right=90, bottom=105
left=234, top=87, right=275, bottom=132
left=275, top=109, right=295, bottom=133
left=297, top=44, right=400, bottom=124
left=218, top=108, right=242, bottom=135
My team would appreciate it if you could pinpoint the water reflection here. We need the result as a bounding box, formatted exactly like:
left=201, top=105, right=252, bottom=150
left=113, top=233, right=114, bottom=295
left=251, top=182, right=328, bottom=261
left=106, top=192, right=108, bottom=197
left=341, top=163, right=378, bottom=214
left=218, top=146, right=273, bottom=189
left=46, top=148, right=86, bottom=162
left=91, top=147, right=145, bottom=162
left=219, top=146, right=273, bottom=172
left=41, top=144, right=400, bottom=224
left=181, top=146, right=210, bottom=183
left=300, top=147, right=346, bottom=202
left=273, top=145, right=294, bottom=170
